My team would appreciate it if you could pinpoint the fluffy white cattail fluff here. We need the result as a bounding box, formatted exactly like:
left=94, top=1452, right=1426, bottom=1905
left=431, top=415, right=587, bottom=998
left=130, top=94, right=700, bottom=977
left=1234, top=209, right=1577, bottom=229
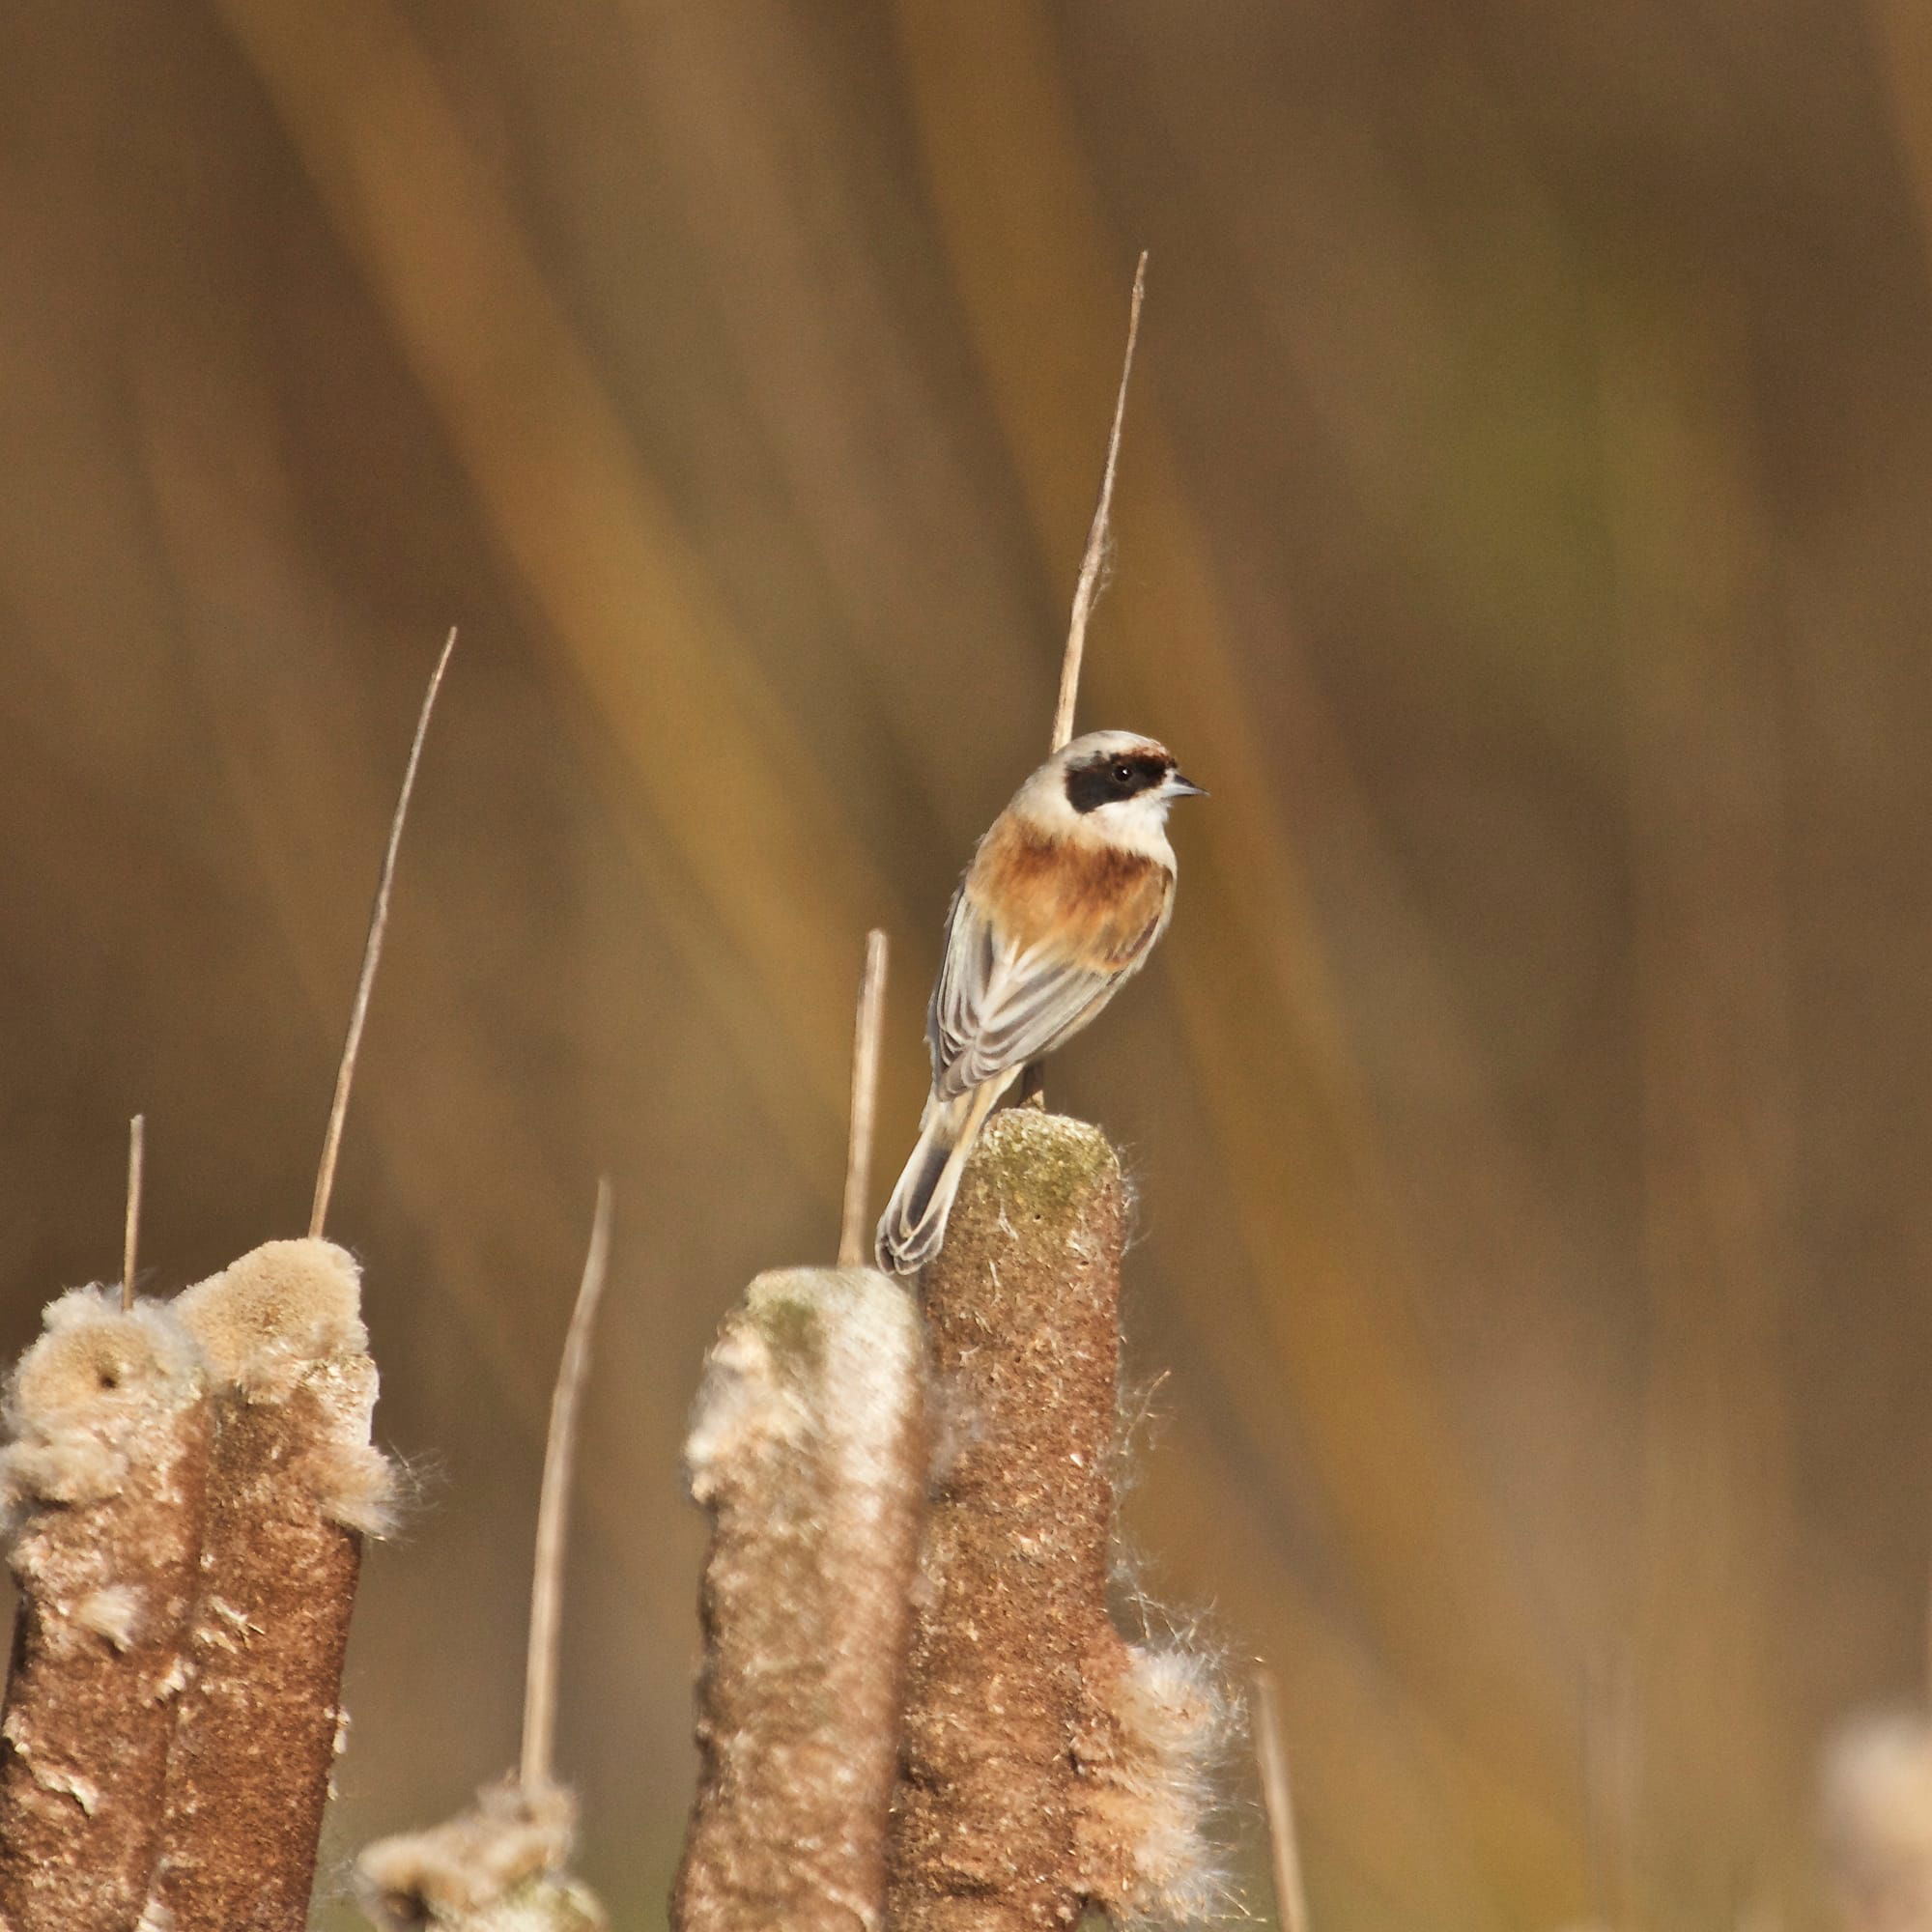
left=1084, top=1642, right=1241, bottom=1923
left=0, top=1290, right=202, bottom=1520
left=175, top=1236, right=396, bottom=1534
left=356, top=1779, right=606, bottom=1932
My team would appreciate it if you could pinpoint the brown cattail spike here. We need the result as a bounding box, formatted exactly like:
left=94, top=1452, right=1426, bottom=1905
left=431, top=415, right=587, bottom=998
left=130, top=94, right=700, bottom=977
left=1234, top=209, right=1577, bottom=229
left=153, top=1238, right=395, bottom=1928
left=1050, top=251, right=1147, bottom=756
left=310, top=626, right=456, bottom=1239
left=675, top=1264, right=925, bottom=1931
left=0, top=1291, right=213, bottom=1932
left=888, top=1106, right=1234, bottom=1929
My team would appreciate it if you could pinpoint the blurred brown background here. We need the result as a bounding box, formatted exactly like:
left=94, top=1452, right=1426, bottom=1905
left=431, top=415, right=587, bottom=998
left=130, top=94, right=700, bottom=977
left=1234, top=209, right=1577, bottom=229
left=6, top=2, right=1932, bottom=1926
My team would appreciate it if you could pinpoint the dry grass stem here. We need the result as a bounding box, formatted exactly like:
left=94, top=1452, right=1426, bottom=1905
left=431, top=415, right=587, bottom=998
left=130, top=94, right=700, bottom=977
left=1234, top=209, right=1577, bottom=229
left=1049, top=251, right=1147, bottom=755
left=888, top=1107, right=1232, bottom=1930
left=120, top=1114, right=144, bottom=1315
left=523, top=1179, right=613, bottom=1798
left=0, top=1292, right=213, bottom=1930
left=1254, top=1665, right=1313, bottom=1932
left=154, top=1238, right=394, bottom=1928
left=309, top=625, right=456, bottom=1239
left=354, top=1191, right=612, bottom=1930
left=838, top=928, right=890, bottom=1266
left=675, top=1264, right=925, bottom=1931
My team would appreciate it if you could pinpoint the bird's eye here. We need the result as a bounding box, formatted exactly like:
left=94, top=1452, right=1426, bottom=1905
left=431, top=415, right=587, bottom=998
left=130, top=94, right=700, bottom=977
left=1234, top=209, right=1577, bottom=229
left=1112, top=762, right=1133, bottom=784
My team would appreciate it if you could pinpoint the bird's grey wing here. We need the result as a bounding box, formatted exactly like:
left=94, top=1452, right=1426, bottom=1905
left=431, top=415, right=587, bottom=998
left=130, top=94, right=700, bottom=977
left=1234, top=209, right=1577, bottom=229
left=927, top=891, right=1118, bottom=1098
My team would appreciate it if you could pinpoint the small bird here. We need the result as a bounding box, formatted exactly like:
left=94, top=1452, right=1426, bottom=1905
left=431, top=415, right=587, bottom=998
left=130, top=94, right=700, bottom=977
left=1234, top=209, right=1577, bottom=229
left=876, top=729, right=1205, bottom=1275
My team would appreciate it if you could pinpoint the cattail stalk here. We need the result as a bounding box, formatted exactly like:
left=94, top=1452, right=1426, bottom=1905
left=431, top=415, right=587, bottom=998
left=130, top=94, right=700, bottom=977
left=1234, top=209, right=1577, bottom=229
left=0, top=1291, right=212, bottom=1931
left=888, top=1106, right=1231, bottom=1930
left=151, top=1238, right=394, bottom=1928
left=674, top=1263, right=925, bottom=1931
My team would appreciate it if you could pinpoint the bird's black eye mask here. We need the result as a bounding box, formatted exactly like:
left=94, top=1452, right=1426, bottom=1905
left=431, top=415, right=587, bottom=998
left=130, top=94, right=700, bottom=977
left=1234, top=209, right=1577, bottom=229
left=1064, top=751, right=1171, bottom=814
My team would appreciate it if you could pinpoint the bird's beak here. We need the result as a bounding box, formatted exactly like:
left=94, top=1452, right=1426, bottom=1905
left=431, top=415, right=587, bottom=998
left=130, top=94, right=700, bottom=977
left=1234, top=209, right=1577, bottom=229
left=1163, top=772, right=1208, bottom=799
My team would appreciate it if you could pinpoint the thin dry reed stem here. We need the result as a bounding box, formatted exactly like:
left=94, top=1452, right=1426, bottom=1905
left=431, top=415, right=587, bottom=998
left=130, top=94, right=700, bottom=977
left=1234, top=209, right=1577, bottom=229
left=1050, top=252, right=1146, bottom=755
left=352, top=1201, right=610, bottom=1929
left=523, top=1180, right=613, bottom=1797
left=837, top=929, right=889, bottom=1265
left=121, top=1114, right=144, bottom=1314
left=309, top=626, right=455, bottom=1238
left=1031, top=254, right=1145, bottom=1112
left=1253, top=1665, right=1312, bottom=1932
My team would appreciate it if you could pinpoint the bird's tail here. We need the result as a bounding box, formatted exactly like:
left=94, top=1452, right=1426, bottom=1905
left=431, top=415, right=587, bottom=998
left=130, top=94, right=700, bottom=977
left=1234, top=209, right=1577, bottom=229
left=875, top=1080, right=1006, bottom=1276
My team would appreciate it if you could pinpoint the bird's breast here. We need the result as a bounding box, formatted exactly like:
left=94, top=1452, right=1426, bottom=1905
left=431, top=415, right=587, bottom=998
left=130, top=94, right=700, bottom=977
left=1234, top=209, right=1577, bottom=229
left=966, top=817, right=1174, bottom=972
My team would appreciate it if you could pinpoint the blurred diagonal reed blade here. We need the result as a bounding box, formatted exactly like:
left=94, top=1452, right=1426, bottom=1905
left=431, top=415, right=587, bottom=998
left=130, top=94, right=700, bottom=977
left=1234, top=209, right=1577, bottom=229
left=214, top=0, right=901, bottom=1182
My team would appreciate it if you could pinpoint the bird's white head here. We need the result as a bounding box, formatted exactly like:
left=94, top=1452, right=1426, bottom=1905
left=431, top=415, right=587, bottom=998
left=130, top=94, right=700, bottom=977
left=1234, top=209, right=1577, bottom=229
left=1012, top=729, right=1206, bottom=860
